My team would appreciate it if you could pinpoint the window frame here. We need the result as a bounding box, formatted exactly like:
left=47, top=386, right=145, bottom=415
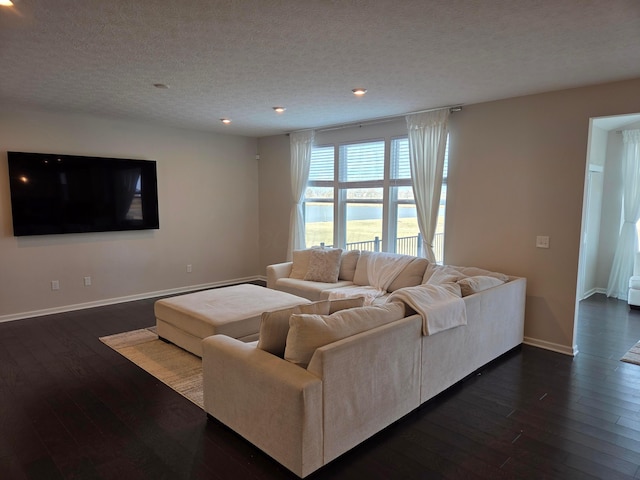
left=304, top=132, right=448, bottom=260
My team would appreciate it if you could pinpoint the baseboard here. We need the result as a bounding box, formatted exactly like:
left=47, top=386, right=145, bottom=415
left=523, top=336, right=577, bottom=356
left=580, top=288, right=607, bottom=300
left=0, top=275, right=267, bottom=324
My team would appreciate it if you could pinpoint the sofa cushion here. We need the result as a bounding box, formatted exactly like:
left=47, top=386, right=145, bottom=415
left=321, top=285, right=388, bottom=306
left=257, top=300, right=331, bottom=357
left=304, top=248, right=343, bottom=283
left=423, top=264, right=463, bottom=285
left=275, top=278, right=354, bottom=301
left=257, top=297, right=367, bottom=357
left=290, top=249, right=313, bottom=279
left=451, top=266, right=510, bottom=282
left=352, top=251, right=372, bottom=286
left=284, top=302, right=406, bottom=368
left=339, top=250, right=360, bottom=281
left=457, top=276, right=505, bottom=296
left=327, top=295, right=366, bottom=314
left=354, top=251, right=423, bottom=289
left=387, top=257, right=430, bottom=292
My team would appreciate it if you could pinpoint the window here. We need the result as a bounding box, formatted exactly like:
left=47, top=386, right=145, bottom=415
left=390, top=137, right=420, bottom=256
left=304, top=135, right=448, bottom=261
left=304, top=146, right=334, bottom=248
left=340, top=141, right=385, bottom=251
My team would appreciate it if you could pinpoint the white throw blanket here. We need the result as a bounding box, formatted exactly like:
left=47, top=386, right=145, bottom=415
left=387, top=283, right=467, bottom=335
left=367, top=252, right=414, bottom=290
left=327, top=285, right=385, bottom=305
left=328, top=252, right=415, bottom=305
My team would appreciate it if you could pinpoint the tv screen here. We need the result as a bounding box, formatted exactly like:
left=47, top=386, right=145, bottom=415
left=7, top=151, right=159, bottom=236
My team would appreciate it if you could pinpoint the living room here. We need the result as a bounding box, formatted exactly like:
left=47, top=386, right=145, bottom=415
left=2, top=1, right=640, bottom=478
left=4, top=78, right=640, bottom=356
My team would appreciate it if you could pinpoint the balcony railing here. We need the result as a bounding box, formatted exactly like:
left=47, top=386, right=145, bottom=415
left=321, top=232, right=444, bottom=263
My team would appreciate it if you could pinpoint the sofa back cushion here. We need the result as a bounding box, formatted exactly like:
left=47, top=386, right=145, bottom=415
left=290, top=249, right=313, bottom=279
left=457, top=275, right=505, bottom=296
left=353, top=251, right=372, bottom=285
left=452, top=266, right=509, bottom=282
left=387, top=257, right=430, bottom=292
left=423, top=264, right=510, bottom=285
left=354, top=251, right=426, bottom=290
left=339, top=250, right=360, bottom=281
left=258, top=300, right=330, bottom=357
left=284, top=302, right=406, bottom=368
left=257, top=297, right=365, bottom=357
left=327, top=296, right=366, bottom=313
left=423, top=264, right=463, bottom=285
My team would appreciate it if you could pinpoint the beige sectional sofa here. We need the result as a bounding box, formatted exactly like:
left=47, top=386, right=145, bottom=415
left=203, top=249, right=527, bottom=478
left=267, top=249, right=431, bottom=304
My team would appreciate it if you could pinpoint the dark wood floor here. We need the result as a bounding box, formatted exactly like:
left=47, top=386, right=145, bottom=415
left=2, top=293, right=640, bottom=479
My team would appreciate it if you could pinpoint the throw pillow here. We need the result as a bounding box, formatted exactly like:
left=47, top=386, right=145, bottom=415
left=304, top=248, right=343, bottom=283
left=290, top=249, right=313, bottom=279
left=284, top=302, right=405, bottom=368
left=257, top=300, right=331, bottom=357
left=457, top=276, right=505, bottom=296
left=339, top=250, right=360, bottom=281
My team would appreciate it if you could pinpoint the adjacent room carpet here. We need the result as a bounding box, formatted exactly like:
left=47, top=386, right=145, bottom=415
left=99, top=327, right=204, bottom=408
left=621, top=340, right=640, bottom=365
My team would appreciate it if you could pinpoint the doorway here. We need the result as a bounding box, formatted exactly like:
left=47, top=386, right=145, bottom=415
left=575, top=113, right=640, bottom=350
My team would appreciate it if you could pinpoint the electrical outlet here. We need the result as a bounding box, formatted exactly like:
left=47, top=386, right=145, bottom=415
left=186, top=264, right=192, bottom=273
left=536, top=236, right=550, bottom=249
left=84, top=276, right=92, bottom=286
left=51, top=280, right=60, bottom=291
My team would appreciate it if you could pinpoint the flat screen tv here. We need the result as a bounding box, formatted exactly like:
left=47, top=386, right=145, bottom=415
left=7, top=151, right=159, bottom=236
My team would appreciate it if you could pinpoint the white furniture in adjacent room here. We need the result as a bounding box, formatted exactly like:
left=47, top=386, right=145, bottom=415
left=628, top=252, right=640, bottom=308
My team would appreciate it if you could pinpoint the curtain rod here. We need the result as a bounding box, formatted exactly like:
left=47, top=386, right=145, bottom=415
left=295, top=105, right=462, bottom=135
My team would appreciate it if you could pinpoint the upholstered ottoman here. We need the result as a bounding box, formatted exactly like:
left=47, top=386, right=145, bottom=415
left=155, top=284, right=309, bottom=356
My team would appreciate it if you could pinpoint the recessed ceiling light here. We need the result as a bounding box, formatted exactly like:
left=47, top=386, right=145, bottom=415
left=352, top=88, right=367, bottom=96
left=220, top=118, right=232, bottom=124
left=153, top=83, right=170, bottom=89
left=0, top=1, right=14, bottom=6
left=273, top=106, right=286, bottom=113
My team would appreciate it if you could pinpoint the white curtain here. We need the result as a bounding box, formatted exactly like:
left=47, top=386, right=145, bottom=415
left=406, top=108, right=450, bottom=262
left=287, top=129, right=315, bottom=260
left=607, top=129, right=640, bottom=300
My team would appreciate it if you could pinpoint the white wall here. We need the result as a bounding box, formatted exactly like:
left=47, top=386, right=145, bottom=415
left=0, top=106, right=259, bottom=319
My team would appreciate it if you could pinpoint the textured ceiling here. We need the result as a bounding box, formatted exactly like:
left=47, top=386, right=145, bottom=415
left=1, top=0, right=639, bottom=137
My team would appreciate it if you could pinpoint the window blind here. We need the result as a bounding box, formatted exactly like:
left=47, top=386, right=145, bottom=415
left=309, top=146, right=334, bottom=182
left=391, top=138, right=410, bottom=179
left=339, top=141, right=384, bottom=182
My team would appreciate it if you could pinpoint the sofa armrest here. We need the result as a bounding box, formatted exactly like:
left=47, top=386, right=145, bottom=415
left=266, top=262, right=293, bottom=289
left=307, top=315, right=422, bottom=464
left=202, top=335, right=323, bottom=478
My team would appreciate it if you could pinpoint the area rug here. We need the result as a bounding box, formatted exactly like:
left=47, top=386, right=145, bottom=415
left=99, top=327, right=203, bottom=408
left=621, top=340, right=640, bottom=366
